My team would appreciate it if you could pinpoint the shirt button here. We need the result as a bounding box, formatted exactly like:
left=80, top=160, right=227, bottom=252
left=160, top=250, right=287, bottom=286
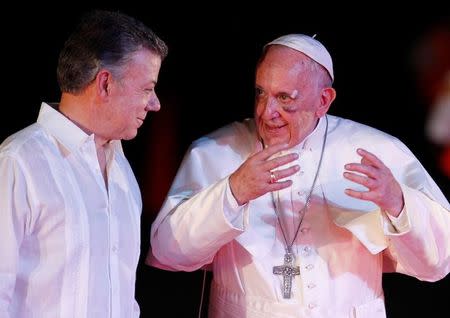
left=301, top=227, right=310, bottom=234
left=305, top=264, right=314, bottom=270
left=308, top=302, right=317, bottom=309
left=307, top=283, right=316, bottom=289
left=112, top=246, right=118, bottom=253
left=302, top=246, right=312, bottom=256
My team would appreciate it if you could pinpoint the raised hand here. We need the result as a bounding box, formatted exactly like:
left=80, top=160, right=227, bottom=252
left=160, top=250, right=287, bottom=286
left=343, top=148, right=404, bottom=216
left=229, top=143, right=300, bottom=205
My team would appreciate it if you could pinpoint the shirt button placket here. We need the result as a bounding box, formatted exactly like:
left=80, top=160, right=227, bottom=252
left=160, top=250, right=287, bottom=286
left=300, top=245, right=319, bottom=312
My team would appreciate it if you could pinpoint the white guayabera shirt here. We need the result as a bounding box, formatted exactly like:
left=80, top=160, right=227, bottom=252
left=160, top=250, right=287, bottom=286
left=149, top=115, right=450, bottom=318
left=0, top=103, right=142, bottom=318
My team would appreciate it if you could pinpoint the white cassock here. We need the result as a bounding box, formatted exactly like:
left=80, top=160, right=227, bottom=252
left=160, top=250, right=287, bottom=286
left=148, top=115, right=450, bottom=318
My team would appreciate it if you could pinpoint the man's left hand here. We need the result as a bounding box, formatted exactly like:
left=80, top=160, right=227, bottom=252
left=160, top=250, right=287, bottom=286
left=343, top=148, right=404, bottom=217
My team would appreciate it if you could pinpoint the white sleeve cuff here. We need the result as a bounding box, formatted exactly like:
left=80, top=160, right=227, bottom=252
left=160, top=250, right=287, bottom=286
left=223, top=178, right=248, bottom=230
left=383, top=185, right=412, bottom=235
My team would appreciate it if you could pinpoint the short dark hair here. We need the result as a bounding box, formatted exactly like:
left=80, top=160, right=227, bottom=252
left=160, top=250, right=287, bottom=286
left=57, top=10, right=168, bottom=94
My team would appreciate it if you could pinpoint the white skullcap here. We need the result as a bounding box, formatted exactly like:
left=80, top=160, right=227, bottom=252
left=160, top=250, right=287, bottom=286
left=265, top=34, right=334, bottom=81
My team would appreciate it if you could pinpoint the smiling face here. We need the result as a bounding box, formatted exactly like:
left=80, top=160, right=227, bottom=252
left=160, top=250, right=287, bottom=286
left=255, top=45, right=335, bottom=148
left=103, top=48, right=162, bottom=141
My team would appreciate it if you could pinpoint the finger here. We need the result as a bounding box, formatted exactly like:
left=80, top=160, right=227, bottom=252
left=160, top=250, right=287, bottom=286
left=272, top=165, right=300, bottom=181
left=265, top=153, right=299, bottom=171
left=357, top=148, right=384, bottom=168
left=344, top=163, right=378, bottom=179
left=344, top=188, right=375, bottom=201
left=259, top=143, right=290, bottom=160
left=343, top=171, right=376, bottom=189
left=269, top=179, right=293, bottom=191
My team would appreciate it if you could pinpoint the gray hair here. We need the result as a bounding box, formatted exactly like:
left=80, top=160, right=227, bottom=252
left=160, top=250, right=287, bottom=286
left=57, top=10, right=168, bottom=94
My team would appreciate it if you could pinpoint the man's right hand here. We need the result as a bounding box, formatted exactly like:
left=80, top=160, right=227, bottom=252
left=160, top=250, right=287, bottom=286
left=229, top=143, right=299, bottom=205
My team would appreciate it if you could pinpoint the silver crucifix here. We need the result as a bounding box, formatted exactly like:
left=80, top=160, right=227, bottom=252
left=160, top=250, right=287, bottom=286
left=273, top=251, right=300, bottom=299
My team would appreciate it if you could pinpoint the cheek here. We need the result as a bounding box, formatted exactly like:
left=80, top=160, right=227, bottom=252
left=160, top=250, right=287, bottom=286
left=115, top=102, right=135, bottom=121
left=289, top=121, right=301, bottom=135
left=254, top=103, right=263, bottom=117
left=286, top=113, right=305, bottom=132
left=254, top=101, right=276, bottom=121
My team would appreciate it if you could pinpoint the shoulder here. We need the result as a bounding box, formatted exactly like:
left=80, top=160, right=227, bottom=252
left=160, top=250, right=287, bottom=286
left=0, top=124, right=47, bottom=160
left=328, top=115, right=407, bottom=147
left=189, top=118, right=257, bottom=153
left=328, top=115, right=394, bottom=140
left=326, top=114, right=416, bottom=163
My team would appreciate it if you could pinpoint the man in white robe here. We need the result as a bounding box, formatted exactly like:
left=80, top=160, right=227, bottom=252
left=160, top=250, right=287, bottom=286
left=148, top=34, right=450, bottom=318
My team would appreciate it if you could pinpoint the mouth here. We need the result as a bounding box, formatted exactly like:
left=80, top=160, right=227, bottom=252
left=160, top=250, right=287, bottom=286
left=265, top=123, right=287, bottom=132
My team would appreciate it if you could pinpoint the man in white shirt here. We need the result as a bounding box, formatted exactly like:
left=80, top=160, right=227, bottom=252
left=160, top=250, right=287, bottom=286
left=149, top=34, right=450, bottom=318
left=0, top=10, right=167, bottom=318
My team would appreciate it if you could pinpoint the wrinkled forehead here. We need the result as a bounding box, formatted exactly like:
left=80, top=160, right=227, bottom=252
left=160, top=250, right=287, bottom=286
left=257, top=46, right=315, bottom=77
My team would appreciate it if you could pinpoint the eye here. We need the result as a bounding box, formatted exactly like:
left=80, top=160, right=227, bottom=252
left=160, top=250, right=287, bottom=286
left=255, top=87, right=264, bottom=97
left=278, top=94, right=291, bottom=102
left=144, top=88, right=154, bottom=95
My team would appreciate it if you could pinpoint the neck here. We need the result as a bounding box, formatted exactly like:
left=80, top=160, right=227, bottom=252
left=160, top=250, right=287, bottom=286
left=59, top=94, right=111, bottom=147
left=59, top=94, right=93, bottom=133
left=290, top=117, right=320, bottom=148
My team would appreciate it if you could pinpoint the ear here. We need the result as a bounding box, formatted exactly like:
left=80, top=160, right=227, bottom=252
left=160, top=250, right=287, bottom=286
left=96, top=70, right=112, bottom=98
left=316, top=87, right=336, bottom=117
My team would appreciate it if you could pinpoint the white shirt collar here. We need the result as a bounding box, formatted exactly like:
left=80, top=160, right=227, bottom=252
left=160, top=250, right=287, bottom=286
left=37, top=102, right=123, bottom=155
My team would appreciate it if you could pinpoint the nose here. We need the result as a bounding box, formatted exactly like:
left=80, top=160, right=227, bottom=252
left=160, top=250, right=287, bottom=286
left=258, top=96, right=279, bottom=120
left=145, top=95, right=161, bottom=112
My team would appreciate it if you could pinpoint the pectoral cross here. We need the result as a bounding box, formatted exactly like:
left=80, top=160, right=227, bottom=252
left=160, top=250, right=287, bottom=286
left=273, top=251, right=300, bottom=299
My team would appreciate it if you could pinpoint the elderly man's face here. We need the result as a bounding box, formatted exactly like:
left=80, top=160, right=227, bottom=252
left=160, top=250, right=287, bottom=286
left=254, top=46, right=329, bottom=148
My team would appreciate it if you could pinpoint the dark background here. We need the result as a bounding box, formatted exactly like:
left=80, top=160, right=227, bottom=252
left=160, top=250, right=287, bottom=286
left=1, top=3, right=449, bottom=317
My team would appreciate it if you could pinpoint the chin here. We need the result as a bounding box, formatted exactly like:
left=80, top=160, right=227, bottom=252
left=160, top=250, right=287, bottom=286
left=123, top=131, right=138, bottom=141
left=262, top=137, right=287, bottom=147
left=261, top=130, right=289, bottom=146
